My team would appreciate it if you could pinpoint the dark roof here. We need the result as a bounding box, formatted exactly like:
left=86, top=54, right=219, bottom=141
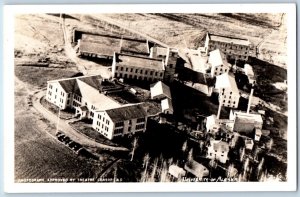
left=105, top=104, right=147, bottom=122
left=79, top=106, right=88, bottom=111
left=58, top=79, right=77, bottom=93
left=121, top=39, right=149, bottom=55
left=79, top=41, right=120, bottom=57
left=78, top=75, right=103, bottom=90
left=115, top=53, right=164, bottom=70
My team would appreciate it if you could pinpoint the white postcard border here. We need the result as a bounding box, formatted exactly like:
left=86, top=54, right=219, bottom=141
left=3, top=4, right=297, bottom=193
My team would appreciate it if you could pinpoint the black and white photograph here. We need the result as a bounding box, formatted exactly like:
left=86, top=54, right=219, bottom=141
left=3, top=4, right=297, bottom=192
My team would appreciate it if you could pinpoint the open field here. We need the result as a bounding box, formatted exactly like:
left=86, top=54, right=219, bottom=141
left=14, top=78, right=116, bottom=181
left=94, top=13, right=286, bottom=68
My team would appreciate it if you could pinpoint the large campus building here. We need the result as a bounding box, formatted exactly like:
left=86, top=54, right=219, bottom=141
left=112, top=53, right=165, bottom=82
left=205, top=32, right=251, bottom=61
left=92, top=104, right=148, bottom=140
left=46, top=75, right=150, bottom=140
left=46, top=75, right=121, bottom=119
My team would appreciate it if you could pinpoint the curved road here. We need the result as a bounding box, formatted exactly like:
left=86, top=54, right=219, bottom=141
left=32, top=90, right=128, bottom=152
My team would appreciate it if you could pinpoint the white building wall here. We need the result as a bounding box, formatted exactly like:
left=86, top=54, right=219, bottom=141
left=113, top=60, right=164, bottom=82
left=92, top=111, right=115, bottom=140
left=218, top=88, right=240, bottom=108
left=46, top=82, right=68, bottom=110
left=93, top=111, right=147, bottom=140
left=207, top=145, right=228, bottom=164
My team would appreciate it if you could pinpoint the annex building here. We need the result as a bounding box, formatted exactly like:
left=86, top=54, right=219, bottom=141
left=204, top=32, right=251, bottom=61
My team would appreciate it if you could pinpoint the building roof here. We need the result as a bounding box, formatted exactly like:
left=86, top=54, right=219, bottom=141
left=104, top=104, right=147, bottom=122
left=161, top=98, right=173, bottom=112
left=76, top=79, right=120, bottom=110
left=208, top=49, right=229, bottom=68
left=208, top=33, right=250, bottom=46
left=79, top=41, right=120, bottom=57
left=150, top=81, right=172, bottom=99
left=184, top=159, right=209, bottom=178
left=77, top=75, right=103, bottom=90
left=211, top=140, right=230, bottom=152
left=155, top=47, right=168, bottom=57
left=215, top=73, right=239, bottom=93
left=79, top=106, right=88, bottom=111
left=120, top=39, right=149, bottom=55
left=48, top=75, right=121, bottom=110
left=232, top=111, right=263, bottom=124
left=57, top=79, right=77, bottom=93
left=190, top=54, right=209, bottom=73
left=115, top=53, right=164, bottom=71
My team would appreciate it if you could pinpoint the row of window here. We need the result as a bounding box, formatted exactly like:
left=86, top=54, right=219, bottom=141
left=210, top=41, right=249, bottom=50
left=116, top=73, right=163, bottom=81
left=74, top=94, right=82, bottom=102
left=97, top=114, right=110, bottom=126
left=116, top=66, right=163, bottom=77
left=95, top=127, right=108, bottom=137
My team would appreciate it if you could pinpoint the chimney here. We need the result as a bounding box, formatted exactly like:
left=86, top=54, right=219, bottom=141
left=217, top=101, right=222, bottom=119
left=247, top=88, right=254, bottom=114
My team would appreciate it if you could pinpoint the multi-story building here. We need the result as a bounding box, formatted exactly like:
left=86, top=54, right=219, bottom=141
left=208, top=49, right=231, bottom=77
left=215, top=73, right=240, bottom=108
left=46, top=75, right=121, bottom=119
left=150, top=47, right=179, bottom=82
left=112, top=53, right=165, bottom=82
left=92, top=104, right=148, bottom=140
left=204, top=32, right=251, bottom=61
left=207, top=140, right=229, bottom=164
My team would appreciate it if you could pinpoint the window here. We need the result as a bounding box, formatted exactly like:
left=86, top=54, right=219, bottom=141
left=135, top=124, right=144, bottom=130
left=137, top=118, right=144, bottom=123
left=98, top=114, right=101, bottom=119
left=221, top=155, right=224, bottom=157
left=48, top=91, right=52, bottom=96
left=115, top=122, right=124, bottom=127
left=49, top=85, right=52, bottom=89
left=120, top=67, right=123, bottom=71
left=114, top=128, right=123, bottom=135
left=230, top=92, right=232, bottom=95
left=150, top=71, right=153, bottom=75
left=106, top=120, right=110, bottom=125
left=55, top=95, right=57, bottom=99
left=155, top=72, right=157, bottom=76
left=67, top=100, right=70, bottom=105
left=116, top=66, right=119, bottom=71
left=103, top=117, right=105, bottom=122
left=145, top=70, right=148, bottom=75
left=140, top=70, right=143, bottom=74
left=68, top=94, right=70, bottom=98
left=102, top=124, right=104, bottom=128
left=128, top=126, right=131, bottom=131
left=160, top=72, right=163, bottom=77
left=56, top=88, right=58, bottom=92
left=135, top=69, right=138, bottom=73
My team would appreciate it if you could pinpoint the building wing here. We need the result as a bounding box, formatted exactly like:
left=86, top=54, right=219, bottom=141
left=215, top=73, right=239, bottom=93
left=105, top=104, right=147, bottom=122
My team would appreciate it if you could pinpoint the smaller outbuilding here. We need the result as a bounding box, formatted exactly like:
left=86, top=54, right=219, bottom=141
left=150, top=81, right=172, bottom=100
